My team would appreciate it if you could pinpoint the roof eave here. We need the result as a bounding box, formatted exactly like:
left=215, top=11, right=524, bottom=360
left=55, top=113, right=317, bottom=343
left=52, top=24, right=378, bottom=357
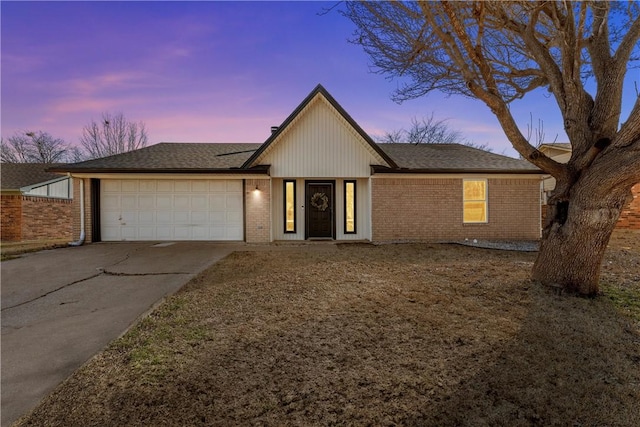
left=371, top=166, right=544, bottom=175
left=50, top=166, right=271, bottom=175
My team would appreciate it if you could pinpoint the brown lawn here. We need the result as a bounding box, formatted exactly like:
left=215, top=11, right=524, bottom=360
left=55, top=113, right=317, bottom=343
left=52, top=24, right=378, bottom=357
left=15, top=231, right=640, bottom=426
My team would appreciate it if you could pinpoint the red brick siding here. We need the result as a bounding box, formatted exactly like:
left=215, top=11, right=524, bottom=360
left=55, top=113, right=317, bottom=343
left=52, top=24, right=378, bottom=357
left=617, top=184, right=640, bottom=230
left=1, top=194, right=72, bottom=242
left=245, top=178, right=271, bottom=243
left=372, top=177, right=541, bottom=241
left=21, top=196, right=72, bottom=240
left=1, top=195, right=23, bottom=242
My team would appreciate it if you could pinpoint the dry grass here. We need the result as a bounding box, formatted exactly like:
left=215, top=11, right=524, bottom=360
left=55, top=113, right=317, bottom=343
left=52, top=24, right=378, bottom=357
left=0, top=239, right=69, bottom=261
left=15, top=231, right=640, bottom=426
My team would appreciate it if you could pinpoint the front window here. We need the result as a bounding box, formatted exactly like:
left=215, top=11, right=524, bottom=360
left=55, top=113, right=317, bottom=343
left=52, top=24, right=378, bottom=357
left=463, top=179, right=488, bottom=223
left=284, top=180, right=296, bottom=233
left=344, top=180, right=356, bottom=233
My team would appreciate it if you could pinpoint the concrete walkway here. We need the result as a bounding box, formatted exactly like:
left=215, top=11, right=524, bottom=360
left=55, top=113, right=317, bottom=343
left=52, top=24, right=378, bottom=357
left=1, top=242, right=239, bottom=426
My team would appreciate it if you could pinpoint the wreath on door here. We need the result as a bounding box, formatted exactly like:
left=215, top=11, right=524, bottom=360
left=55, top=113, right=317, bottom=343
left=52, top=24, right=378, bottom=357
left=310, top=192, right=329, bottom=211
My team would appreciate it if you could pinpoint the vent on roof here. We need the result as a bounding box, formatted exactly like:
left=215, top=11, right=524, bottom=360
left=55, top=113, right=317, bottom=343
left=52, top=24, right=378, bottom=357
left=270, top=126, right=279, bottom=134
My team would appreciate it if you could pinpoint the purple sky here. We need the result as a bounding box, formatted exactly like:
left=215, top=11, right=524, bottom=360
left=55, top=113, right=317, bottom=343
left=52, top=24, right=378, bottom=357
left=2, top=2, right=637, bottom=158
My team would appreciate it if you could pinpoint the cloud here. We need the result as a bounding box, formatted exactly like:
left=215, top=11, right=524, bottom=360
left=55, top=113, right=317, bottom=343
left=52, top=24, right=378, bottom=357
left=1, top=53, right=45, bottom=73
left=49, top=98, right=125, bottom=114
left=448, top=118, right=502, bottom=135
left=144, top=112, right=284, bottom=144
left=63, top=71, right=157, bottom=97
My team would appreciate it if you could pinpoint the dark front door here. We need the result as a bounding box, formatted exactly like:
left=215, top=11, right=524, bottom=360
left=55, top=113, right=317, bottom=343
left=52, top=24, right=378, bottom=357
left=306, top=182, right=334, bottom=239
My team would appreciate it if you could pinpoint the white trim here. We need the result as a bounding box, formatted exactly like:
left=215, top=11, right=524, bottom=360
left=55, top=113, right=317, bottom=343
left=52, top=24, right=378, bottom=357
left=367, top=176, right=373, bottom=241
left=19, top=175, right=70, bottom=192
left=462, top=178, right=489, bottom=224
left=372, top=173, right=543, bottom=180
left=69, top=173, right=268, bottom=180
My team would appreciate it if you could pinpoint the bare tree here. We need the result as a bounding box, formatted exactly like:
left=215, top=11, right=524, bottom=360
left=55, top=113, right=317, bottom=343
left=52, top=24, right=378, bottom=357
left=377, top=128, right=406, bottom=144
left=379, top=114, right=464, bottom=144
left=343, top=1, right=640, bottom=295
left=0, top=131, right=70, bottom=163
left=79, top=112, right=148, bottom=159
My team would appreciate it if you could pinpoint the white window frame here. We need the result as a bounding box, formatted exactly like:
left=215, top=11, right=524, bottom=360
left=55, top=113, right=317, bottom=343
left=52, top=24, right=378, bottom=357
left=463, top=179, right=488, bottom=224
left=284, top=180, right=296, bottom=233
left=344, top=180, right=357, bottom=234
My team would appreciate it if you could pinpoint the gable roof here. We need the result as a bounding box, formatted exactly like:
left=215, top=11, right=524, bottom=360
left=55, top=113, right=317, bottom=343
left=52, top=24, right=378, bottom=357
left=49, top=142, right=541, bottom=175
left=1, top=163, right=67, bottom=190
left=47, top=84, right=541, bottom=176
left=242, top=84, right=398, bottom=169
left=375, top=144, right=541, bottom=173
left=48, top=143, right=265, bottom=174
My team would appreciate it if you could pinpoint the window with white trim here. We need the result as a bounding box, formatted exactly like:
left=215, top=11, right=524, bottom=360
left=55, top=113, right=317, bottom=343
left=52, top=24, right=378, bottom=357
left=463, top=179, right=488, bottom=223
left=344, top=180, right=356, bottom=233
left=284, top=180, right=296, bottom=233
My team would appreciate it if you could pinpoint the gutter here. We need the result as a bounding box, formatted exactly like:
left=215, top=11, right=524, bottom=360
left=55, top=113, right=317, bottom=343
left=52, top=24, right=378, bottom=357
left=68, top=178, right=85, bottom=247
left=46, top=166, right=271, bottom=174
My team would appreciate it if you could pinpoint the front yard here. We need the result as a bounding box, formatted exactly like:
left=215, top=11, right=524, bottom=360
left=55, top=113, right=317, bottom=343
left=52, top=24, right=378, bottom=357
left=16, top=231, right=640, bottom=426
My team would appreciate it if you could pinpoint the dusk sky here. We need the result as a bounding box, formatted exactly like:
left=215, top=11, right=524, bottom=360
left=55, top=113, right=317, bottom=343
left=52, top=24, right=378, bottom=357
left=2, top=1, right=638, bottom=158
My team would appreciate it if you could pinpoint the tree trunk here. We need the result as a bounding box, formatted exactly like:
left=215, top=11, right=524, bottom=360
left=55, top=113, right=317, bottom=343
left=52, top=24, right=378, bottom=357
left=532, top=181, right=632, bottom=296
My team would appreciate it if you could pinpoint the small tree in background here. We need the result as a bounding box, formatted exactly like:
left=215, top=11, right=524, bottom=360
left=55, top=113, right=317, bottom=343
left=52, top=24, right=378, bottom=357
left=377, top=114, right=492, bottom=151
left=378, top=114, right=463, bottom=144
left=0, top=131, right=71, bottom=163
left=79, top=112, right=148, bottom=160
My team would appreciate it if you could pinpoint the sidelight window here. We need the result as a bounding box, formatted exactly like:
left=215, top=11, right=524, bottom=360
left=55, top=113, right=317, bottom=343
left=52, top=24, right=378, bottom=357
left=344, top=180, right=356, bottom=233
left=284, top=180, right=296, bottom=233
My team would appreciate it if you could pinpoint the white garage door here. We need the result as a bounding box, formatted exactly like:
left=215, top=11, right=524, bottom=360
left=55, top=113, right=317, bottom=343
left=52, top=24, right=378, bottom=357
left=101, top=179, right=243, bottom=241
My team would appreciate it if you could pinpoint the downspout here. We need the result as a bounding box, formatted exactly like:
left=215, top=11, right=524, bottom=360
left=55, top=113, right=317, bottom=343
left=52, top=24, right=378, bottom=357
left=69, top=178, right=85, bottom=246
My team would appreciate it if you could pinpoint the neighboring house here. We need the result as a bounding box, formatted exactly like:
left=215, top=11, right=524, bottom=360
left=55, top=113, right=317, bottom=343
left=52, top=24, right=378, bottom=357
left=1, top=163, right=73, bottom=242
left=539, top=143, right=639, bottom=229
left=51, top=84, right=544, bottom=244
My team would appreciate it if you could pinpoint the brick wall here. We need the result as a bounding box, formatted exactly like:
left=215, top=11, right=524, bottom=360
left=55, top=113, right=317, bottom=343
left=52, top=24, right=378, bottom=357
left=371, top=177, right=541, bottom=242
left=21, top=196, right=72, bottom=240
left=1, top=194, right=72, bottom=242
left=1, top=195, right=23, bottom=241
left=617, top=184, right=640, bottom=230
left=244, top=178, right=271, bottom=243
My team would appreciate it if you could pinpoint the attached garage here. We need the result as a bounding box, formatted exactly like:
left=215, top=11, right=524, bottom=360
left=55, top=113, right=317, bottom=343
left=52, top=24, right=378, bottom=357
left=100, top=179, right=244, bottom=241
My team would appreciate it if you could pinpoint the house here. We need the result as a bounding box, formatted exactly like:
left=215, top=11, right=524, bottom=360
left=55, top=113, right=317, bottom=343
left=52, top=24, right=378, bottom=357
left=1, top=163, right=73, bottom=242
left=50, top=84, right=544, bottom=244
left=539, top=143, right=639, bottom=229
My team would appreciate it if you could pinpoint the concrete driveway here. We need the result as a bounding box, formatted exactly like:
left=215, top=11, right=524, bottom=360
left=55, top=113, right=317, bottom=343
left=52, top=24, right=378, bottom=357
left=1, top=241, right=239, bottom=426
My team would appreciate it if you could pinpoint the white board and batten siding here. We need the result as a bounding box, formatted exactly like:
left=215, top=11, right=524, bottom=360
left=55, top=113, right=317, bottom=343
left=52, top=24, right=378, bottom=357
left=101, top=179, right=243, bottom=241
left=259, top=95, right=380, bottom=241
left=258, top=96, right=386, bottom=178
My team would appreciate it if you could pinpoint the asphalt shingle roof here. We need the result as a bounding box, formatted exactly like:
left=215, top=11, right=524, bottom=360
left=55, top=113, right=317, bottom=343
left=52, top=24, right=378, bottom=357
left=376, top=143, right=540, bottom=172
left=50, top=142, right=541, bottom=174
left=54, top=143, right=263, bottom=172
left=1, top=163, right=66, bottom=190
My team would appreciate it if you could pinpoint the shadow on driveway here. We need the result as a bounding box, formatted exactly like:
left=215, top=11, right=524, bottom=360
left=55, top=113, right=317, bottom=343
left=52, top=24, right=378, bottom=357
left=1, top=241, right=239, bottom=427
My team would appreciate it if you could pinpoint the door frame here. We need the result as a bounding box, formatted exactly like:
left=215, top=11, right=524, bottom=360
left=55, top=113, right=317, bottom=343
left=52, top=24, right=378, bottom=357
left=305, top=180, right=336, bottom=240
left=91, top=179, right=101, bottom=242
